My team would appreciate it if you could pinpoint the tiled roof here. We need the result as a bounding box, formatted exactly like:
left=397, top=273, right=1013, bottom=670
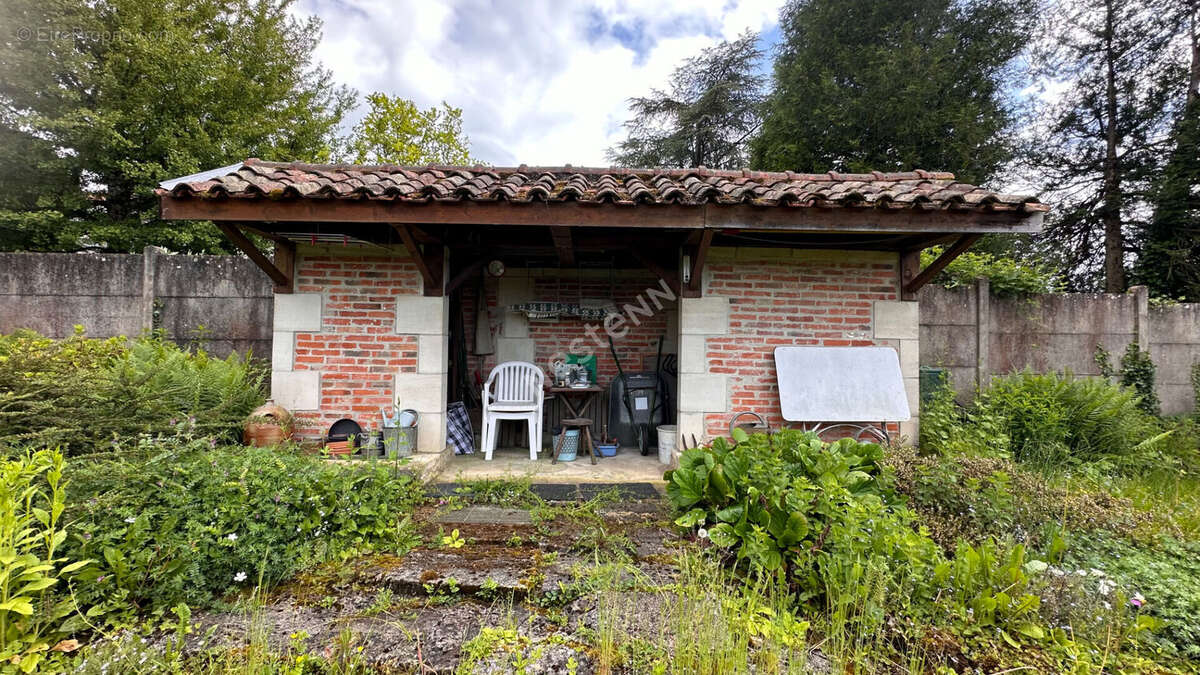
left=157, top=159, right=1047, bottom=213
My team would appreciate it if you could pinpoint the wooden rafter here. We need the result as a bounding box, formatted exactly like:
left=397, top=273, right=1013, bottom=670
left=216, top=223, right=291, bottom=290
left=391, top=223, right=444, bottom=296
left=902, top=233, right=982, bottom=296
left=446, top=257, right=487, bottom=295
left=550, top=227, right=575, bottom=266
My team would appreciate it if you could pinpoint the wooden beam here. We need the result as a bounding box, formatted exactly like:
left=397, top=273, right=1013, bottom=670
left=630, top=249, right=681, bottom=297
left=160, top=197, right=1043, bottom=235
left=447, top=258, right=487, bottom=295
left=903, top=233, right=982, bottom=296
left=391, top=224, right=440, bottom=295
left=899, top=249, right=921, bottom=301
left=215, top=223, right=291, bottom=289
left=273, top=240, right=296, bottom=294
left=422, top=243, right=445, bottom=297
left=550, top=227, right=575, bottom=266
left=686, top=229, right=714, bottom=296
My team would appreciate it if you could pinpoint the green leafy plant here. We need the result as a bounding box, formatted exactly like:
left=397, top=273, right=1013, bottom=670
left=1063, top=533, right=1200, bottom=658
left=440, top=529, right=466, bottom=549
left=0, top=450, right=91, bottom=673
left=665, top=430, right=940, bottom=599
left=62, top=435, right=422, bottom=625
left=1096, top=343, right=1160, bottom=416
left=1191, top=362, right=1200, bottom=418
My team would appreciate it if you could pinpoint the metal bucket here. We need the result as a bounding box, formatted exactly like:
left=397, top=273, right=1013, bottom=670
left=381, top=408, right=419, bottom=458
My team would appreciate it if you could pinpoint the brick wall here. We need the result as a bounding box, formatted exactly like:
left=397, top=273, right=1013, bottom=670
left=286, top=252, right=422, bottom=437
left=687, top=249, right=904, bottom=437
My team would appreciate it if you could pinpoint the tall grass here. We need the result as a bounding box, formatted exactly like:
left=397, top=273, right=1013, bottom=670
left=591, top=550, right=810, bottom=674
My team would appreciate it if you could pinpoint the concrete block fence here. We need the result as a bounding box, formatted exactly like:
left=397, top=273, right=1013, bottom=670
left=0, top=248, right=272, bottom=357
left=920, top=282, right=1200, bottom=416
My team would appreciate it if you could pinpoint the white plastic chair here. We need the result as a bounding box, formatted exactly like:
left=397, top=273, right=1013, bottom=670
left=481, top=361, right=545, bottom=460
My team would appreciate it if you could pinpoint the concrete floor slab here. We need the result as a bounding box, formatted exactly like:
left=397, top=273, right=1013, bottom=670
left=439, top=446, right=668, bottom=484
left=433, top=506, right=533, bottom=526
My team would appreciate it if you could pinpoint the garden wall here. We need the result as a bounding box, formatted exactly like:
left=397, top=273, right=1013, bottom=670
left=919, top=282, right=1200, bottom=416
left=0, top=248, right=272, bottom=357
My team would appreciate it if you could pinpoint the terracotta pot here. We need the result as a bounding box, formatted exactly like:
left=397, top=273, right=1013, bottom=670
left=243, top=401, right=294, bottom=447
left=324, top=440, right=353, bottom=456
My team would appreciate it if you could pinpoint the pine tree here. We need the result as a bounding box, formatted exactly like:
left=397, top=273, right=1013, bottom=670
left=1134, top=6, right=1200, bottom=301
left=608, top=32, right=765, bottom=169
left=751, top=0, right=1033, bottom=185
left=1026, top=0, right=1189, bottom=292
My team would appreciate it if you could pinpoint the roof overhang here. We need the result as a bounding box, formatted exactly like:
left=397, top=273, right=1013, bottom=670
left=156, top=161, right=1048, bottom=299
left=158, top=196, right=1043, bottom=234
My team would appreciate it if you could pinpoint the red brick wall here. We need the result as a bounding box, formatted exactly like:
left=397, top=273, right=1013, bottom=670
left=292, top=254, right=422, bottom=437
left=701, top=252, right=899, bottom=436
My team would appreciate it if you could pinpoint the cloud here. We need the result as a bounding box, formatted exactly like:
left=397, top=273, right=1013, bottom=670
left=293, top=0, right=784, bottom=166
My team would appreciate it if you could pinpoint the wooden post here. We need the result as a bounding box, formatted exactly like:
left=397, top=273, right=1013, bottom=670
left=273, top=240, right=295, bottom=294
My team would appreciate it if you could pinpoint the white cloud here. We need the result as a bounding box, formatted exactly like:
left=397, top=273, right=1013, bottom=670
left=294, top=0, right=784, bottom=166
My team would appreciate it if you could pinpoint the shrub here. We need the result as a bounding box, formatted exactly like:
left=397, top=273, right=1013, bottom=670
left=921, top=247, right=1059, bottom=297
left=62, top=434, right=423, bottom=624
left=1096, top=342, right=1160, bottom=416
left=976, top=372, right=1168, bottom=470
left=1192, top=361, right=1200, bottom=417
left=887, top=447, right=1148, bottom=551
left=918, top=376, right=1010, bottom=457
left=0, top=331, right=265, bottom=454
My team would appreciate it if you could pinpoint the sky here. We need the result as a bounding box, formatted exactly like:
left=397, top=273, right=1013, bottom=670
left=293, top=0, right=786, bottom=167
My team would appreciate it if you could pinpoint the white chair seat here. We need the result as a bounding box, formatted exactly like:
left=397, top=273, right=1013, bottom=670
left=489, top=401, right=537, bottom=411
left=481, top=361, right=545, bottom=460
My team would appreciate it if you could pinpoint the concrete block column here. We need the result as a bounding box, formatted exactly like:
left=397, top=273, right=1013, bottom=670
left=395, top=295, right=449, bottom=453
left=676, top=296, right=731, bottom=458
left=873, top=299, right=920, bottom=441
left=270, top=292, right=323, bottom=411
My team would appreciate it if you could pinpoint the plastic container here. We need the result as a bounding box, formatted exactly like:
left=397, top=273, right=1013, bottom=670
left=553, top=429, right=580, bottom=461
left=595, top=443, right=618, bottom=457
left=656, top=425, right=678, bottom=465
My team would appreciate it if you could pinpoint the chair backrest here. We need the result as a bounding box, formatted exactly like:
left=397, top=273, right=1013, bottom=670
left=485, top=361, right=544, bottom=405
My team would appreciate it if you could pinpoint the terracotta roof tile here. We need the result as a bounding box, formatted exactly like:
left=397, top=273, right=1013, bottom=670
left=157, top=159, right=1048, bottom=213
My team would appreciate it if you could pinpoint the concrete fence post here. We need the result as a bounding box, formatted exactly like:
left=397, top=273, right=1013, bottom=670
left=1130, top=285, right=1150, bottom=347
left=140, top=245, right=162, bottom=335
left=975, top=276, right=991, bottom=389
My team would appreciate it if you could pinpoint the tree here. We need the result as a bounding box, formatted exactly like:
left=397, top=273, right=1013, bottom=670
left=0, top=0, right=354, bottom=253
left=1026, top=0, right=1189, bottom=292
left=752, top=0, right=1034, bottom=185
left=348, top=94, right=475, bottom=166
left=1134, top=5, right=1200, bottom=301
left=607, top=32, right=765, bottom=169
